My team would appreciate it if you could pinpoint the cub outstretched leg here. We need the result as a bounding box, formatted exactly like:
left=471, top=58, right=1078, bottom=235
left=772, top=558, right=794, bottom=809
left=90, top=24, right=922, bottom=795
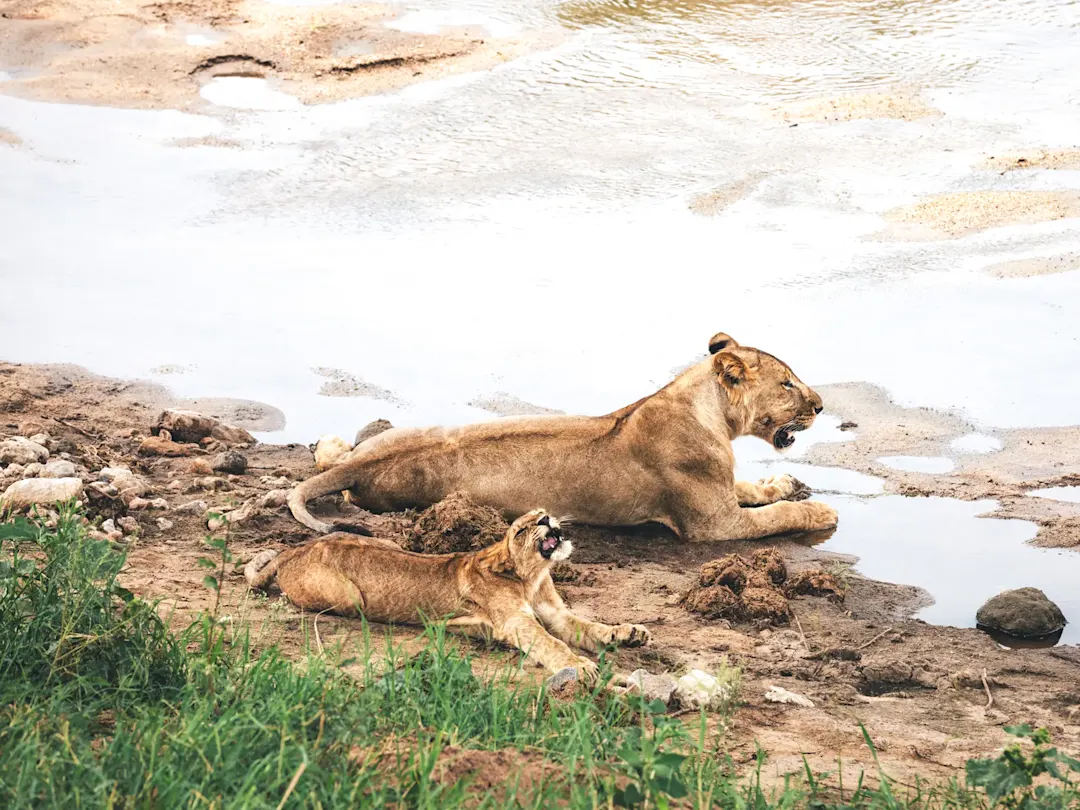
left=491, top=604, right=599, bottom=681
left=532, top=576, right=650, bottom=652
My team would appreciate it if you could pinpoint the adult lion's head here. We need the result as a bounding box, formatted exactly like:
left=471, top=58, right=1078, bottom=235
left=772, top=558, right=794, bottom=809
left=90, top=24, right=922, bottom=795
left=707, top=332, right=823, bottom=450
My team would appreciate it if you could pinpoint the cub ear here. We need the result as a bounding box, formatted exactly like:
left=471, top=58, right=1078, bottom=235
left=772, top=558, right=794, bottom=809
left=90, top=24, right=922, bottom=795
left=713, top=351, right=748, bottom=389
left=708, top=332, right=739, bottom=354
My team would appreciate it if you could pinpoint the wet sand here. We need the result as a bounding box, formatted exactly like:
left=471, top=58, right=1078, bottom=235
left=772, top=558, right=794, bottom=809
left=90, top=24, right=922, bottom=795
left=776, top=86, right=941, bottom=124
left=985, top=251, right=1080, bottom=279
left=981, top=149, right=1080, bottom=172
left=0, top=0, right=543, bottom=109
left=882, top=191, right=1080, bottom=239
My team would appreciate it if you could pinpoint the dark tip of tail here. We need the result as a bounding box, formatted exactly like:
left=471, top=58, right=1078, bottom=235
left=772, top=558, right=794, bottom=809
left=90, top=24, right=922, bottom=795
left=330, top=521, right=374, bottom=536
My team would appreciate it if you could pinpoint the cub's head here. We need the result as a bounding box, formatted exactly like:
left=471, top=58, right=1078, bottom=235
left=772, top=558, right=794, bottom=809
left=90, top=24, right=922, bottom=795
left=504, top=509, right=572, bottom=577
left=707, top=332, right=823, bottom=450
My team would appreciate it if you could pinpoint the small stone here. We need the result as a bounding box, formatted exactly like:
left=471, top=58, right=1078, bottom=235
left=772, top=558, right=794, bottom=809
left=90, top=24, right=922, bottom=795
left=189, top=459, right=213, bottom=475
left=21, top=462, right=45, bottom=478
left=675, top=669, right=735, bottom=711
left=545, top=667, right=580, bottom=699
left=101, top=519, right=118, bottom=534
left=139, top=436, right=192, bottom=457
left=99, top=467, right=133, bottom=482
left=28, top=433, right=50, bottom=447
left=167, top=480, right=184, bottom=491
left=626, top=669, right=679, bottom=706
left=0, top=477, right=83, bottom=511
left=194, top=476, right=232, bottom=492
left=156, top=517, right=174, bottom=531
left=128, top=497, right=150, bottom=510
left=355, top=419, right=394, bottom=446
left=4, top=463, right=25, bottom=478
left=976, top=587, right=1067, bottom=639
left=210, top=423, right=256, bottom=446
left=211, top=450, right=248, bottom=475
left=259, top=489, right=288, bottom=509
left=260, top=475, right=291, bottom=488
left=764, top=685, right=815, bottom=707
left=117, top=516, right=139, bottom=534
left=173, top=499, right=209, bottom=515
left=156, top=410, right=219, bottom=443
left=0, top=437, right=49, bottom=466
left=42, top=459, right=77, bottom=479
left=148, top=498, right=168, bottom=510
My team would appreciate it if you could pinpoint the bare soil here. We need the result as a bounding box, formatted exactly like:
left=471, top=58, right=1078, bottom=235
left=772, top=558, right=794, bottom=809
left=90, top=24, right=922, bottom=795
left=0, top=0, right=546, bottom=109
left=881, top=191, right=1080, bottom=239
left=2, top=361, right=1078, bottom=785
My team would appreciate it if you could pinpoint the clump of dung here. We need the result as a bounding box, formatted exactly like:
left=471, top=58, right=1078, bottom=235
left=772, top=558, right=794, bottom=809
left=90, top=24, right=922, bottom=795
left=681, top=548, right=815, bottom=626
left=785, top=570, right=846, bottom=603
left=403, top=491, right=508, bottom=554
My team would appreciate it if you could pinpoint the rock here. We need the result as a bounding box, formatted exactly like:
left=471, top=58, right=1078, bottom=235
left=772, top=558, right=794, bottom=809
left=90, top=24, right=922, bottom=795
left=207, top=500, right=256, bottom=532
left=211, top=450, right=248, bottom=475
left=28, top=433, right=50, bottom=447
left=751, top=548, right=788, bottom=585
left=194, top=476, right=232, bottom=492
left=976, top=587, right=1067, bottom=639
left=680, top=584, right=740, bottom=619
left=21, top=462, right=45, bottom=478
left=700, top=554, right=750, bottom=593
left=167, top=480, right=183, bottom=491
left=173, top=499, right=208, bottom=515
left=148, top=498, right=168, bottom=510
left=764, top=685, right=814, bottom=708
left=545, top=667, right=579, bottom=699
left=210, top=423, right=256, bottom=446
left=627, top=669, right=679, bottom=707
left=99, top=468, right=149, bottom=503
left=740, top=587, right=792, bottom=624
left=101, top=519, right=118, bottom=534
left=1, top=477, right=83, bottom=511
left=675, top=669, right=735, bottom=711
left=117, top=516, right=140, bottom=534
left=0, top=437, right=49, bottom=465
left=99, top=467, right=133, bottom=483
left=314, top=435, right=353, bottom=472
left=190, top=459, right=213, bottom=475
left=128, top=497, right=150, bottom=510
left=42, top=459, right=77, bottom=479
left=156, top=410, right=219, bottom=443
left=139, top=436, right=193, bottom=457
left=260, top=475, right=291, bottom=488
left=355, top=419, right=394, bottom=447
left=785, top=570, right=846, bottom=602
left=259, top=489, right=288, bottom=509
left=156, top=517, right=174, bottom=531
left=4, top=463, right=25, bottom=478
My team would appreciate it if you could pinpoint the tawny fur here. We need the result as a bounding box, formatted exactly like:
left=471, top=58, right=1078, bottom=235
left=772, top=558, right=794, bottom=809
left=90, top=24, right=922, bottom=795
left=245, top=510, right=650, bottom=679
left=290, top=332, right=838, bottom=542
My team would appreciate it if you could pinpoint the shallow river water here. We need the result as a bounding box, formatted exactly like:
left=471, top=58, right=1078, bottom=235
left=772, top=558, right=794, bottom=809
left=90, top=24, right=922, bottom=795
left=2, top=0, right=1079, bottom=639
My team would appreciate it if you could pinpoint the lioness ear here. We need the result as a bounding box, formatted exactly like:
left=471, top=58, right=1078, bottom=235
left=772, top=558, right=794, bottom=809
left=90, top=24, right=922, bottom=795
left=708, top=332, right=739, bottom=354
left=713, top=351, right=748, bottom=389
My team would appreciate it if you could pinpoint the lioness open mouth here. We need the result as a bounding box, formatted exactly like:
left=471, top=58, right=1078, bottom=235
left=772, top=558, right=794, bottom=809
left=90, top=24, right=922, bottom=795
left=773, top=423, right=806, bottom=450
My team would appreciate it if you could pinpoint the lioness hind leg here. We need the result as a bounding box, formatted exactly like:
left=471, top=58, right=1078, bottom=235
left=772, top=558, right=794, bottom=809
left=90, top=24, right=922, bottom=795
left=533, top=577, right=651, bottom=653
left=735, top=474, right=801, bottom=506
left=277, top=563, right=364, bottom=617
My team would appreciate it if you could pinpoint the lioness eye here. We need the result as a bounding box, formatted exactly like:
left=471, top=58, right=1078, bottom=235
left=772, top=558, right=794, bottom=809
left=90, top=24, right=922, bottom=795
left=782, top=381, right=794, bottom=389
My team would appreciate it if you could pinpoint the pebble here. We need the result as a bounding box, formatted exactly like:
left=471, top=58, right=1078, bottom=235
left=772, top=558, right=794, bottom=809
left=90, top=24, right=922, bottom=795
left=194, top=476, right=232, bottom=492
left=99, top=467, right=133, bottom=482
left=21, top=462, right=45, bottom=478
left=117, top=516, right=140, bottom=534
left=764, top=685, right=815, bottom=708
left=0, top=437, right=50, bottom=466
left=211, top=450, right=248, bottom=475
left=189, top=459, right=213, bottom=475
left=42, top=459, right=77, bottom=478
left=148, top=498, right=168, bottom=510
left=156, top=517, right=174, bottom=531
left=102, top=518, right=118, bottom=534
left=675, top=669, right=735, bottom=711
left=167, top=480, right=183, bottom=491
left=173, top=499, right=209, bottom=515
left=128, top=497, right=150, bottom=510
left=139, top=435, right=192, bottom=457
left=28, top=433, right=50, bottom=448
left=626, top=669, right=679, bottom=706
left=4, top=463, right=25, bottom=478
left=0, top=477, right=83, bottom=511
left=545, top=667, right=580, bottom=698
left=259, top=489, right=288, bottom=508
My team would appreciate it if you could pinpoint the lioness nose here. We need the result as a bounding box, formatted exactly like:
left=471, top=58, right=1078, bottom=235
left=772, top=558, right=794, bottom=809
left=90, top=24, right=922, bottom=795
left=809, top=390, right=824, bottom=414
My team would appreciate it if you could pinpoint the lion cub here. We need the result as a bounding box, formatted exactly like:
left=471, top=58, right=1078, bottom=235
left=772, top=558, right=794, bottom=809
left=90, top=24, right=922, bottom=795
left=245, top=509, right=650, bottom=679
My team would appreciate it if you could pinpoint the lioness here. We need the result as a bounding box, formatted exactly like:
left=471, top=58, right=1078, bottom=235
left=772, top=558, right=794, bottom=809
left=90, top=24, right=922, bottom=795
left=289, top=332, right=838, bottom=541
left=245, top=509, right=650, bottom=678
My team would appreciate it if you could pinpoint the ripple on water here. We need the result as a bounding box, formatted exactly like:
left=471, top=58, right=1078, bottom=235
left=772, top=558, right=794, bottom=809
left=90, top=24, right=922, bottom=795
left=816, top=494, right=1078, bottom=645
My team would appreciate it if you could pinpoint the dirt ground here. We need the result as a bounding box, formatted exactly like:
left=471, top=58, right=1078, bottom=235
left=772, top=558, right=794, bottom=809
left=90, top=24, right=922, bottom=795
left=0, top=0, right=547, bottom=109
left=2, top=361, right=1078, bottom=787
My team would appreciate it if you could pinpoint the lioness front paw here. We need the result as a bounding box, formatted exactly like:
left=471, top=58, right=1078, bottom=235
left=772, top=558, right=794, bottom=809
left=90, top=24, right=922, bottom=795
left=801, top=501, right=838, bottom=531
left=612, top=624, right=651, bottom=647
left=759, top=473, right=796, bottom=499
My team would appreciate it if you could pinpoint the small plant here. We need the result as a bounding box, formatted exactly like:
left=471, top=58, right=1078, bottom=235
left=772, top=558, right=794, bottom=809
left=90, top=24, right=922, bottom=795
left=966, top=725, right=1080, bottom=809
left=612, top=697, right=690, bottom=808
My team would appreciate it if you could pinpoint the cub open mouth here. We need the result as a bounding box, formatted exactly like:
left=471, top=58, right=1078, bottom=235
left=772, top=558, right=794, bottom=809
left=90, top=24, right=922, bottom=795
left=539, top=531, right=563, bottom=559
left=773, top=424, right=805, bottom=449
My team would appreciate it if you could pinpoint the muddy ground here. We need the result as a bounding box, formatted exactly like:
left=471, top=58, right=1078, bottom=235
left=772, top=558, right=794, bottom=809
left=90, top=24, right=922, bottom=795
left=2, top=361, right=1078, bottom=787
left=0, top=0, right=546, bottom=109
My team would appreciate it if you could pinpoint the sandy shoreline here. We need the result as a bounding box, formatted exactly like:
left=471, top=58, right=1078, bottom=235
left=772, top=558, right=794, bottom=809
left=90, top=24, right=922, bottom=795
left=0, top=0, right=547, bottom=110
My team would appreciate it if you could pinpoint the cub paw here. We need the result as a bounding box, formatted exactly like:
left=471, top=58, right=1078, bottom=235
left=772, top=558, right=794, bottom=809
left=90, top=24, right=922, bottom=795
left=612, top=624, right=651, bottom=647
left=802, top=500, right=838, bottom=530
left=576, top=658, right=600, bottom=683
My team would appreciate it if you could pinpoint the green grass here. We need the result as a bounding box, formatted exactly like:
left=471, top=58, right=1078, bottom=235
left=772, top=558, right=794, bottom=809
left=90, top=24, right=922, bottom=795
left=1, top=506, right=1078, bottom=809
